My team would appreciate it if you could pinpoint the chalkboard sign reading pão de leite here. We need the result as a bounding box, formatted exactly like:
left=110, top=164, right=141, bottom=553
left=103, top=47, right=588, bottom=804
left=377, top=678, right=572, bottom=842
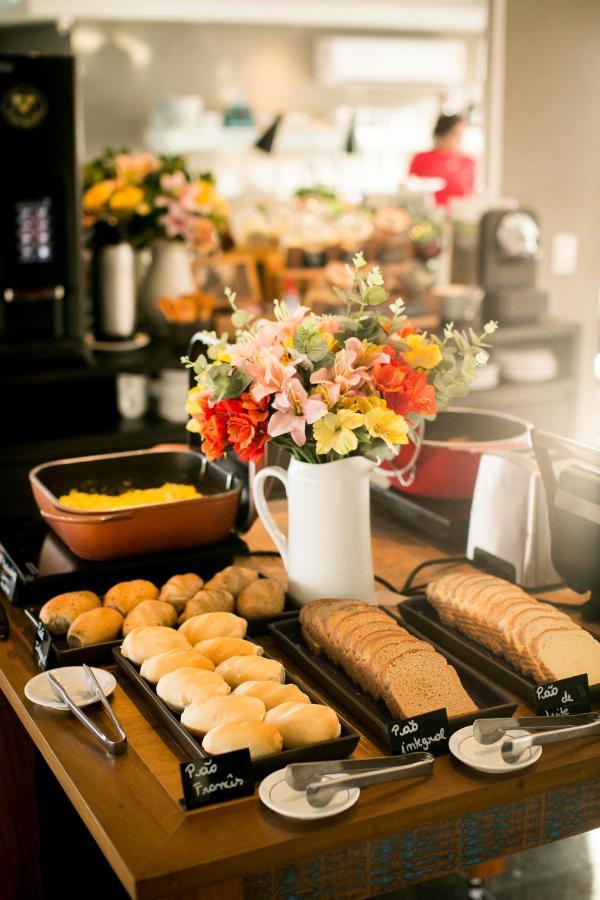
left=388, top=708, right=449, bottom=756
left=534, top=674, right=590, bottom=716
left=180, top=749, right=255, bottom=810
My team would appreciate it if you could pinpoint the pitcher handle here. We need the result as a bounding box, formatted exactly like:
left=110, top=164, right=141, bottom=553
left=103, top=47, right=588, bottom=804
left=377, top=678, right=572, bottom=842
left=252, top=466, right=289, bottom=569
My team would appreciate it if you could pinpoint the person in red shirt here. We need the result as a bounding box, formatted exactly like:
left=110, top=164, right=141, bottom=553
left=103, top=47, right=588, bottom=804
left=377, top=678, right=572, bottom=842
left=409, top=113, right=475, bottom=207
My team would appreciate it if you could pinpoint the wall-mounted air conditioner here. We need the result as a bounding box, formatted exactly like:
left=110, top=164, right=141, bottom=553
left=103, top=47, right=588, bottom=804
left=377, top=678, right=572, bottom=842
left=316, top=36, right=466, bottom=86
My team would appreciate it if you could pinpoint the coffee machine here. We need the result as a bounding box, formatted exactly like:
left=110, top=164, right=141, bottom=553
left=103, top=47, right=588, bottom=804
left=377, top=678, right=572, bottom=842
left=0, top=53, right=84, bottom=363
left=479, top=208, right=548, bottom=324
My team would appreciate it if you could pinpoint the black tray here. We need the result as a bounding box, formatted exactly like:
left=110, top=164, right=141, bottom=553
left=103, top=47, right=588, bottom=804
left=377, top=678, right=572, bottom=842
left=267, top=614, right=517, bottom=753
left=399, top=595, right=600, bottom=705
left=112, top=648, right=360, bottom=779
left=24, top=561, right=299, bottom=669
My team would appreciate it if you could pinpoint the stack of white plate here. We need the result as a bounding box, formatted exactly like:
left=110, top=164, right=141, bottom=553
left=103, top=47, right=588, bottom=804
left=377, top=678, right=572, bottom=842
left=470, top=361, right=500, bottom=392
left=155, top=369, right=189, bottom=422
left=495, top=347, right=559, bottom=383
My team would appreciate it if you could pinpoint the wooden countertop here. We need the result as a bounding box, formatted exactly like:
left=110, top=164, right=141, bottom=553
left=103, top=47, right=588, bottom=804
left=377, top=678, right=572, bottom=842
left=0, top=502, right=598, bottom=900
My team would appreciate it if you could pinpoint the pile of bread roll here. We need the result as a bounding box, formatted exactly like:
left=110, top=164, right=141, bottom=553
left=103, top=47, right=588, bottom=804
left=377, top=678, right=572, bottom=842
left=120, top=611, right=341, bottom=760
left=38, top=565, right=286, bottom=649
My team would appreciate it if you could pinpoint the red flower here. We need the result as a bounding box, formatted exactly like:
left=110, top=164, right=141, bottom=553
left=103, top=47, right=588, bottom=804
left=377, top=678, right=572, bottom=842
left=194, top=399, right=230, bottom=460
left=226, top=393, right=269, bottom=464
left=384, top=368, right=437, bottom=417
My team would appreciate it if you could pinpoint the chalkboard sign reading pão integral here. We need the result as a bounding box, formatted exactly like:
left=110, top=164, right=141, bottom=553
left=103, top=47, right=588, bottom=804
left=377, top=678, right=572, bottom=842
left=534, top=674, right=590, bottom=716
left=180, top=749, right=254, bottom=810
left=388, top=708, right=449, bottom=756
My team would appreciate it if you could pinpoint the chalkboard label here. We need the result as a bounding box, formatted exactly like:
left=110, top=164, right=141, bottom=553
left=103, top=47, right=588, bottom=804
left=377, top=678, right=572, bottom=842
left=388, top=708, right=449, bottom=756
left=533, top=674, right=590, bottom=716
left=0, top=551, right=18, bottom=602
left=180, top=750, right=254, bottom=810
left=33, top=620, right=52, bottom=671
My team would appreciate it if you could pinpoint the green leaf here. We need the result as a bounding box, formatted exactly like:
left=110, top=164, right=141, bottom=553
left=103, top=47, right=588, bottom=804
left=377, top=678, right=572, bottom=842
left=210, top=368, right=252, bottom=401
left=365, top=285, right=388, bottom=306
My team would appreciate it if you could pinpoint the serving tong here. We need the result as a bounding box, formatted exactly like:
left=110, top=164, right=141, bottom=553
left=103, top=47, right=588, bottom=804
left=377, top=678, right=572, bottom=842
left=286, top=752, right=434, bottom=809
left=48, top=665, right=127, bottom=756
left=472, top=714, right=600, bottom=765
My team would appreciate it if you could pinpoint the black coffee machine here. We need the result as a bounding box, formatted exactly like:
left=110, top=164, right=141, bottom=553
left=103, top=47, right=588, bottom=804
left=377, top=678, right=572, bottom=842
left=0, top=54, right=84, bottom=363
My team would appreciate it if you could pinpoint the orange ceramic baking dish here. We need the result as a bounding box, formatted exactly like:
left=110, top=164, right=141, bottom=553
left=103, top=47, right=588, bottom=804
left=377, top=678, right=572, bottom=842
left=29, top=448, right=241, bottom=561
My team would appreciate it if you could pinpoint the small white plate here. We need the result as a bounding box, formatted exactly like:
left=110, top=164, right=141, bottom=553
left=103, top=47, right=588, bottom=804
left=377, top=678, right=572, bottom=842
left=449, top=725, right=542, bottom=774
left=84, top=332, right=150, bottom=352
left=24, top=666, right=116, bottom=710
left=259, top=769, right=360, bottom=820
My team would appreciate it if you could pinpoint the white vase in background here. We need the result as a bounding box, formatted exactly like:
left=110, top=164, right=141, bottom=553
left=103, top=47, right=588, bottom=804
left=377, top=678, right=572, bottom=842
left=252, top=456, right=376, bottom=605
left=138, top=239, right=195, bottom=336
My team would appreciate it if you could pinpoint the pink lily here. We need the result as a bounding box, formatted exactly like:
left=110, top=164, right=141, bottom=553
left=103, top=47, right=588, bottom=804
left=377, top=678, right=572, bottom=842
left=247, top=353, right=297, bottom=402
left=268, top=378, right=328, bottom=447
left=344, top=337, right=390, bottom=368
left=310, top=348, right=371, bottom=405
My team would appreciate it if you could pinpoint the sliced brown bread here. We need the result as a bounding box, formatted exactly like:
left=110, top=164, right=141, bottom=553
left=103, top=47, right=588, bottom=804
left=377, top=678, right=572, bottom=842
left=353, top=633, right=418, bottom=693
left=326, top=609, right=391, bottom=663
left=368, top=640, right=436, bottom=699
left=382, top=651, right=476, bottom=719
left=307, top=600, right=367, bottom=653
left=534, top=629, right=600, bottom=684
left=343, top=621, right=407, bottom=680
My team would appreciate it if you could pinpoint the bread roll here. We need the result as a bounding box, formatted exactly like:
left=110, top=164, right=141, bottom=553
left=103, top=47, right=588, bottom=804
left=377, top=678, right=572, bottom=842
left=193, top=638, right=262, bottom=667
left=233, top=680, right=310, bottom=710
left=159, top=573, right=204, bottom=613
left=236, top=579, right=285, bottom=620
left=181, top=694, right=265, bottom=737
left=215, top=656, right=285, bottom=689
left=179, top=612, right=247, bottom=644
left=122, top=600, right=177, bottom=636
left=204, top=566, right=259, bottom=597
left=178, top=590, right=235, bottom=621
left=202, top=720, right=282, bottom=759
left=121, top=625, right=191, bottom=665
left=104, top=579, right=158, bottom=616
left=67, top=607, right=123, bottom=648
left=156, top=667, right=230, bottom=712
left=140, top=648, right=214, bottom=684
left=39, top=591, right=101, bottom=635
left=265, top=702, right=341, bottom=748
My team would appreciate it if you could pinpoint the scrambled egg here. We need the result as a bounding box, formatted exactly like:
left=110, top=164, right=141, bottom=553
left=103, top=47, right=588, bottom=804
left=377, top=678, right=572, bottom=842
left=59, top=483, right=202, bottom=510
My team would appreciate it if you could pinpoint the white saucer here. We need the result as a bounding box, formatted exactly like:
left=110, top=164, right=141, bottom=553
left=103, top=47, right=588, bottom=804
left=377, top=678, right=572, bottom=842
left=259, top=769, right=360, bottom=820
left=449, top=725, right=542, bottom=774
left=24, top=666, right=116, bottom=710
left=84, top=332, right=151, bottom=352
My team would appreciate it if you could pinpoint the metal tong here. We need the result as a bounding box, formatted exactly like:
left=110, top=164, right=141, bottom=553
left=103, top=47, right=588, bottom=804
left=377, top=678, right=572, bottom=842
left=48, top=665, right=127, bottom=756
left=501, top=718, right=600, bottom=764
left=286, top=752, right=434, bottom=809
left=473, top=713, right=600, bottom=745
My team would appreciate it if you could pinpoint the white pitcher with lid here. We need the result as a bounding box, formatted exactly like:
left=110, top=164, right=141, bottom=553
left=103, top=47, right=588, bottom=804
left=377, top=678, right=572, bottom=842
left=252, top=456, right=376, bottom=605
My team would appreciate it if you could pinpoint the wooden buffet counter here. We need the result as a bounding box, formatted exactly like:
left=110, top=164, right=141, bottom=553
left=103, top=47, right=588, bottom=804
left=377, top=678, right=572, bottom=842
left=1, top=502, right=599, bottom=900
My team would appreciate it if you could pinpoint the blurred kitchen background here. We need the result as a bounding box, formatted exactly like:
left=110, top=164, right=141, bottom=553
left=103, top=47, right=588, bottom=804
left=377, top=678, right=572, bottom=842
left=1, top=0, right=599, bottom=478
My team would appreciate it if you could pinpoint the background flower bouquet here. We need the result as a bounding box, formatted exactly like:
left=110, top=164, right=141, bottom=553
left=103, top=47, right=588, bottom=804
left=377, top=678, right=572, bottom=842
left=82, top=149, right=228, bottom=252
left=183, top=253, right=497, bottom=465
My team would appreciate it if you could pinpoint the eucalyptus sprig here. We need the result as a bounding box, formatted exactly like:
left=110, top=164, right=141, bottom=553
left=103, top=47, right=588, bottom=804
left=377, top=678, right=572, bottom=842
left=431, top=320, right=499, bottom=409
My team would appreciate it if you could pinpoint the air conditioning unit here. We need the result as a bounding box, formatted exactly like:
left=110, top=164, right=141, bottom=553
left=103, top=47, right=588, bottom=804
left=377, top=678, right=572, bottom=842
left=316, top=36, right=466, bottom=86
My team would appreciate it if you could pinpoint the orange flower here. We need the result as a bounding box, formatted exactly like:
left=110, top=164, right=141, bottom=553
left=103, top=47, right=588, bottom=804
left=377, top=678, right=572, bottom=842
left=108, top=185, right=145, bottom=213
left=226, top=394, right=269, bottom=464
left=372, top=362, right=406, bottom=394
left=83, top=179, right=118, bottom=212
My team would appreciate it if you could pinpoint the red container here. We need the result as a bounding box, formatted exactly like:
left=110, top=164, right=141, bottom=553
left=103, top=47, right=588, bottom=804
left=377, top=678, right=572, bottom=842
left=382, top=407, right=531, bottom=499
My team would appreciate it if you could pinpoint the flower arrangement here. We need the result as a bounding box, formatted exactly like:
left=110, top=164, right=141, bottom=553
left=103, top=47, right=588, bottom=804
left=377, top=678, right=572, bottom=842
left=82, top=149, right=228, bottom=251
left=183, top=253, right=497, bottom=465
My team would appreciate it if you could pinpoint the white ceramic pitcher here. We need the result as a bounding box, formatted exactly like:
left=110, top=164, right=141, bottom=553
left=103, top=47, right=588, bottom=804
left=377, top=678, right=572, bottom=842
left=252, top=456, right=376, bottom=605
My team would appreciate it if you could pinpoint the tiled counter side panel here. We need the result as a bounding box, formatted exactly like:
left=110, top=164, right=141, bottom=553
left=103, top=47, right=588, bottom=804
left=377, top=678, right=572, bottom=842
left=244, top=779, right=600, bottom=899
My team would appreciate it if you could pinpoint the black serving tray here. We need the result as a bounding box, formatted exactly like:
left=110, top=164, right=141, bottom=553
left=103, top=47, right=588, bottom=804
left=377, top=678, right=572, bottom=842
left=399, top=595, right=600, bottom=705
left=112, top=648, right=360, bottom=779
left=24, top=557, right=299, bottom=670
left=268, top=614, right=517, bottom=753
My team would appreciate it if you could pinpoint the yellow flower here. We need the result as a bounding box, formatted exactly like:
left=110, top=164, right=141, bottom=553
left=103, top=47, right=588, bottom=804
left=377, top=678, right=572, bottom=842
left=108, top=185, right=145, bottom=212
left=194, top=179, right=217, bottom=208
left=185, top=387, right=203, bottom=433
left=310, top=385, right=335, bottom=409
left=313, top=410, right=364, bottom=456
left=339, top=394, right=388, bottom=414
left=403, top=333, right=442, bottom=370
left=82, top=179, right=118, bottom=212
left=364, top=407, right=409, bottom=450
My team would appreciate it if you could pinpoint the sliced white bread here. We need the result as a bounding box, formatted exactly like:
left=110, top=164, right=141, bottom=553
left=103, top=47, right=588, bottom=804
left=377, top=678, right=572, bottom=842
left=534, top=629, right=600, bottom=684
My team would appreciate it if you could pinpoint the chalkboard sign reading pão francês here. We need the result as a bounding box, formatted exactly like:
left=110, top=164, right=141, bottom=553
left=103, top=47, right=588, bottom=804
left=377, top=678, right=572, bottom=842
left=34, top=620, right=52, bottom=671
left=534, top=674, right=590, bottom=716
left=180, top=749, right=254, bottom=810
left=388, top=708, right=449, bottom=756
